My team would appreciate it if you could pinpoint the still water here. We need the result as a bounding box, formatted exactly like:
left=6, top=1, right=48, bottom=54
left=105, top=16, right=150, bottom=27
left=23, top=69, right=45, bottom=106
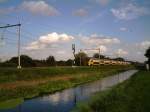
left=0, top=70, right=137, bottom=112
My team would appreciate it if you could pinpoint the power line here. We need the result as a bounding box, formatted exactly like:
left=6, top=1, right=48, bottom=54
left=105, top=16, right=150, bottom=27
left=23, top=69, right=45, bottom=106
left=0, top=24, right=21, bottom=28
left=4, top=29, right=36, bottom=43
left=0, top=23, right=21, bottom=69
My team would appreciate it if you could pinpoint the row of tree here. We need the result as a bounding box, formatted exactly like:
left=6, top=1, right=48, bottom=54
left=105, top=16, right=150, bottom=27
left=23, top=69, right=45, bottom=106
left=0, top=51, right=127, bottom=67
left=0, top=55, right=73, bottom=67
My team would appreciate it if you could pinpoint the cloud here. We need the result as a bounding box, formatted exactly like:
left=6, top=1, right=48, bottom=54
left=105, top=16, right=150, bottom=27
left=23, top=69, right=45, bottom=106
left=98, top=45, right=107, bottom=53
left=20, top=1, right=59, bottom=16
left=0, top=1, right=59, bottom=16
left=73, top=9, right=88, bottom=17
left=136, top=41, right=150, bottom=49
left=111, top=4, right=150, bottom=20
left=56, top=50, right=66, bottom=55
left=25, top=32, right=74, bottom=50
left=140, top=41, right=150, bottom=49
left=81, top=34, right=120, bottom=46
left=120, top=27, right=128, bottom=32
left=116, top=49, right=128, bottom=56
left=84, top=45, right=107, bottom=54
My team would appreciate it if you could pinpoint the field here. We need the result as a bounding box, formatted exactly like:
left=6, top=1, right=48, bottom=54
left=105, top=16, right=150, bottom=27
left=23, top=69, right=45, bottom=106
left=73, top=70, right=150, bottom=112
left=0, top=65, right=133, bottom=109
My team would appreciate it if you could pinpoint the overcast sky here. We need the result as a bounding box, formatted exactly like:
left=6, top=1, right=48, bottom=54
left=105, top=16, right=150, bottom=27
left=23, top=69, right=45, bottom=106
left=0, top=0, right=150, bottom=62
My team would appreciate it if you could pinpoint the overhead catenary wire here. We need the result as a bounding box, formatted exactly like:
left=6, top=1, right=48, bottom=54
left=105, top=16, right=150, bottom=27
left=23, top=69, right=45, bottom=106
left=0, top=23, right=21, bottom=68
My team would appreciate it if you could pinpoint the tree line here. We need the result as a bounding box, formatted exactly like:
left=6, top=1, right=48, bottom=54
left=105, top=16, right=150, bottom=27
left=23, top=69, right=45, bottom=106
left=0, top=51, right=127, bottom=67
left=0, top=55, right=73, bottom=67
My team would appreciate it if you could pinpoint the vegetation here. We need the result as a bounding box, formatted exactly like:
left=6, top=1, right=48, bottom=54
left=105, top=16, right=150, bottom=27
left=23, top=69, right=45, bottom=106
left=0, top=55, right=75, bottom=67
left=0, top=98, right=23, bottom=109
left=73, top=70, right=150, bottom=112
left=75, top=52, right=89, bottom=66
left=113, top=57, right=125, bottom=61
left=0, top=65, right=133, bottom=106
left=46, top=56, right=56, bottom=66
left=0, top=52, right=130, bottom=68
left=145, top=47, right=150, bottom=66
left=93, top=53, right=106, bottom=59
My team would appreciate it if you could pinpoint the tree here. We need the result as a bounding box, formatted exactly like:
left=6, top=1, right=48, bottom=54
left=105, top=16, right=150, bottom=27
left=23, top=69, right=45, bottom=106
left=46, top=56, right=56, bottom=66
left=93, top=53, right=106, bottom=59
left=66, top=59, right=73, bottom=66
left=113, top=57, right=125, bottom=61
left=75, top=52, right=89, bottom=66
left=8, top=55, right=35, bottom=67
left=145, top=47, right=150, bottom=66
left=57, top=60, right=66, bottom=66
left=33, top=59, right=46, bottom=67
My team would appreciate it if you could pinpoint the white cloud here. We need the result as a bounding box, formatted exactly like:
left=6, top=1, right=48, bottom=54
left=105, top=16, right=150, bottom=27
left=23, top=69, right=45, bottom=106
left=120, top=27, right=127, bottom=32
left=56, top=50, right=66, bottom=55
left=98, top=45, right=107, bottom=53
left=24, top=41, right=46, bottom=50
left=20, top=1, right=59, bottom=16
left=111, top=4, right=150, bottom=20
left=73, top=9, right=88, bottom=17
left=85, top=45, right=107, bottom=54
left=25, top=32, right=74, bottom=50
left=116, top=49, right=128, bottom=56
left=81, top=34, right=120, bottom=46
left=39, top=32, right=74, bottom=43
left=137, top=41, right=150, bottom=49
left=137, top=51, right=142, bottom=55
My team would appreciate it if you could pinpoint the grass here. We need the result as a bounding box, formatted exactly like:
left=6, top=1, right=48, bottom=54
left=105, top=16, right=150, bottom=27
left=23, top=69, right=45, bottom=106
left=0, top=65, right=133, bottom=109
left=73, top=70, right=150, bottom=112
left=0, top=98, right=23, bottom=109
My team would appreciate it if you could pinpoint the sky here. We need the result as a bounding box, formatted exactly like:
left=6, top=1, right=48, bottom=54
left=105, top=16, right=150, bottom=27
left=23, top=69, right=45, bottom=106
left=0, top=0, right=150, bottom=62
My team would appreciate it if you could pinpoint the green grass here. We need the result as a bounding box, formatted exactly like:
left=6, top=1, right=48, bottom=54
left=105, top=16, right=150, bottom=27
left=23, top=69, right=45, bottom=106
left=0, top=98, right=23, bottom=109
left=73, top=70, right=150, bottom=112
left=0, top=66, right=133, bottom=83
left=0, top=65, right=133, bottom=109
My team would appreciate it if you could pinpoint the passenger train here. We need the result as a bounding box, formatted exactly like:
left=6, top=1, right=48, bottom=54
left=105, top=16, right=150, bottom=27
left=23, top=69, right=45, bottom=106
left=88, top=58, right=130, bottom=66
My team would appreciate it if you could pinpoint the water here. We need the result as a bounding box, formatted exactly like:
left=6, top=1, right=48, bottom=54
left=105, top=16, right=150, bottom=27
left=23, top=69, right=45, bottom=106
left=0, top=70, right=138, bottom=112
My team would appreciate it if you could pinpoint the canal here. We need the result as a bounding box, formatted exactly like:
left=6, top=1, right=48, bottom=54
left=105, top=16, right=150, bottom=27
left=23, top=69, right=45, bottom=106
left=0, top=70, right=138, bottom=112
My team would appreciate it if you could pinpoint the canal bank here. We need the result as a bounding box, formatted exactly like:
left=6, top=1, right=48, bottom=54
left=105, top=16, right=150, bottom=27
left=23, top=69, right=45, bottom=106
left=0, top=69, right=137, bottom=112
left=0, top=66, right=133, bottom=105
left=73, top=70, right=150, bottom=112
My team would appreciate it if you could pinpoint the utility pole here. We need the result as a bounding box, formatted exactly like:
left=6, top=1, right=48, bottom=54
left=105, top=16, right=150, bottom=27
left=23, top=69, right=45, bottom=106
left=72, top=44, right=76, bottom=66
left=80, top=49, right=82, bottom=66
left=98, top=47, right=101, bottom=67
left=17, top=23, right=21, bottom=69
left=82, top=48, right=101, bottom=66
left=0, top=24, right=21, bottom=69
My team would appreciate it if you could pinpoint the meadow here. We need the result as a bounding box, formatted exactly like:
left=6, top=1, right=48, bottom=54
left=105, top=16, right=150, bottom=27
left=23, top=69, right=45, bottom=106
left=0, top=65, right=133, bottom=109
left=73, top=70, right=150, bottom=112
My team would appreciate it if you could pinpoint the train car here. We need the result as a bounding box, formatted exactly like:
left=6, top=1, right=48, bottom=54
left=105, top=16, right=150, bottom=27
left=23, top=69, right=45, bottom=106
left=88, top=58, right=99, bottom=66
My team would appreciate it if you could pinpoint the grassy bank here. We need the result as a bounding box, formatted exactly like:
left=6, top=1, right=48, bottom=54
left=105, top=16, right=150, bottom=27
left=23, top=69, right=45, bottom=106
left=73, top=70, right=150, bottom=112
left=0, top=66, right=133, bottom=109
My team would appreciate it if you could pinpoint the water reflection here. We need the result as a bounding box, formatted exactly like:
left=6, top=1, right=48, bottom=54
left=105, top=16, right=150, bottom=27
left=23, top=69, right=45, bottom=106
left=0, top=70, right=137, bottom=112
